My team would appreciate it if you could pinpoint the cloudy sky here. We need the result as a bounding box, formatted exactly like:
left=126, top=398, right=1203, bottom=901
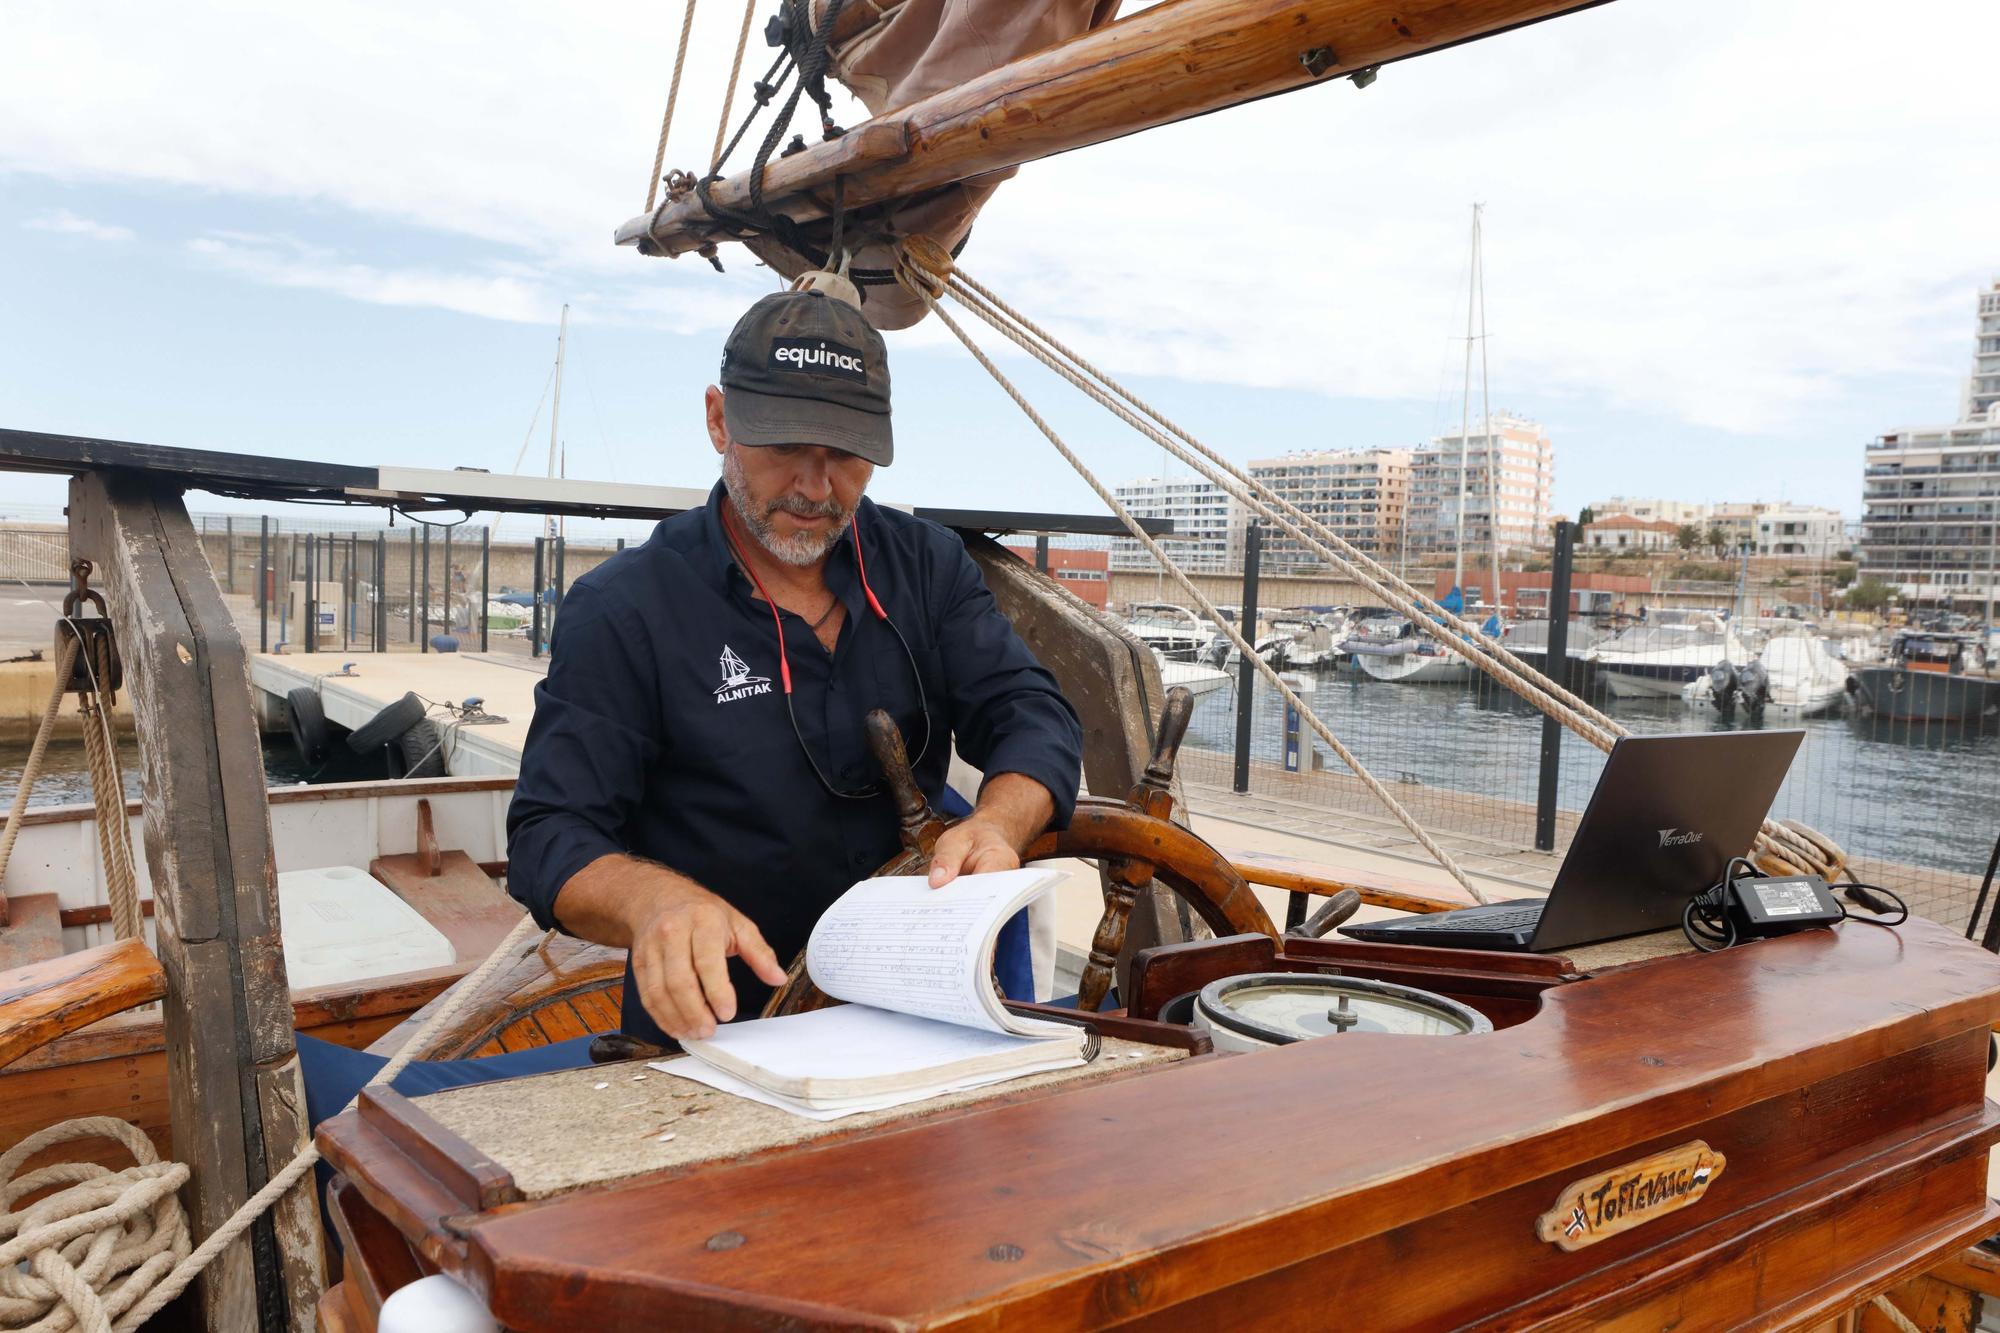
left=3, top=0, right=1996, bottom=528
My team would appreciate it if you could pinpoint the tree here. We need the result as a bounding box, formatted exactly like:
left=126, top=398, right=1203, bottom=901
left=1674, top=523, right=1702, bottom=552
left=1704, top=524, right=1729, bottom=558
left=1577, top=506, right=1595, bottom=528
left=1843, top=576, right=1893, bottom=614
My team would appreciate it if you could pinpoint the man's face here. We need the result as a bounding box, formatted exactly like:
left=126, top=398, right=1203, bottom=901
left=707, top=386, right=874, bottom=567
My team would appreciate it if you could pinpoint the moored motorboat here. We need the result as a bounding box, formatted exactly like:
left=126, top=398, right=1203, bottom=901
left=1588, top=613, right=1748, bottom=699
left=1847, top=630, right=1999, bottom=723
left=1682, top=631, right=1850, bottom=717
left=1122, top=602, right=1218, bottom=662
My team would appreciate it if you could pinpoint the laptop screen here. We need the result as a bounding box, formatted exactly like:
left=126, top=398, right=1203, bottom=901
left=1529, top=730, right=1804, bottom=952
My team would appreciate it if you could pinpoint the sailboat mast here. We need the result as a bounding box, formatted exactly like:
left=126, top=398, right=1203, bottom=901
left=1455, top=206, right=1476, bottom=593
left=1477, top=205, right=1500, bottom=616
left=545, top=304, right=569, bottom=546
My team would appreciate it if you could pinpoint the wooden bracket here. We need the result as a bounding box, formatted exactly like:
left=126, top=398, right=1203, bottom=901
left=416, top=799, right=442, bottom=879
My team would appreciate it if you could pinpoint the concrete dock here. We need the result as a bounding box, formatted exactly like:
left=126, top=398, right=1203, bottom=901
left=249, top=651, right=547, bottom=777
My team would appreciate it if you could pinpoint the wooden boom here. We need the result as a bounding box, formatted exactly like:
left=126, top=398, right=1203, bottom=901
left=615, top=0, right=1611, bottom=257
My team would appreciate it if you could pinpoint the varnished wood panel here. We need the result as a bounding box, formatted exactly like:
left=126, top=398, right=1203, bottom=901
left=0, top=938, right=164, bottom=1068
left=316, top=918, right=2000, bottom=1330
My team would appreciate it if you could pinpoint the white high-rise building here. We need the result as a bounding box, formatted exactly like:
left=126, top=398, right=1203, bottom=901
left=1109, top=475, right=1234, bottom=572
left=1406, top=413, right=1555, bottom=555
left=1963, top=279, right=2000, bottom=422
left=1860, top=279, right=2000, bottom=608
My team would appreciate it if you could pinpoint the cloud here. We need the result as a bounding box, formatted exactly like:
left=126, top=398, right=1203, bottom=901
left=3, top=0, right=1997, bottom=440
left=187, top=231, right=551, bottom=324
left=22, top=208, right=134, bottom=242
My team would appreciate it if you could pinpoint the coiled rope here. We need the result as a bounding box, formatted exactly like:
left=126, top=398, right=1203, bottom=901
left=0, top=1118, right=189, bottom=1333
left=894, top=238, right=1847, bottom=887
left=7, top=909, right=544, bottom=1331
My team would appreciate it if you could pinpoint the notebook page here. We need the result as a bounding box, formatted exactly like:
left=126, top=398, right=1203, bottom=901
left=807, top=868, right=1061, bottom=1035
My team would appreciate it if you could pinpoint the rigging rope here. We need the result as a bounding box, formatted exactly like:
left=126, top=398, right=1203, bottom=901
left=643, top=0, right=703, bottom=215
left=109, top=911, right=546, bottom=1330
left=902, top=242, right=1844, bottom=886
left=894, top=241, right=1490, bottom=904
left=0, top=635, right=77, bottom=899
left=712, top=0, right=760, bottom=173
left=0, top=628, right=143, bottom=945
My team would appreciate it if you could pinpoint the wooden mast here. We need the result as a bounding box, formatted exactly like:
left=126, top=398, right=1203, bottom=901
left=615, top=0, right=1610, bottom=258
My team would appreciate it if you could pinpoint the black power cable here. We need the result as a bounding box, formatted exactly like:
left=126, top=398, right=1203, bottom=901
left=1682, top=858, right=1907, bottom=953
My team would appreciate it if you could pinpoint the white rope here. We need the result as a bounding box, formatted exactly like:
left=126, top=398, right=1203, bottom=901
left=0, top=1117, right=190, bottom=1333
left=946, top=267, right=1625, bottom=748
left=894, top=243, right=1489, bottom=903
left=0, top=636, right=78, bottom=897
left=643, top=0, right=702, bottom=214
left=114, top=911, right=545, bottom=1328
left=4, top=910, right=549, bottom=1332
left=926, top=255, right=1844, bottom=883
left=1870, top=1293, right=1925, bottom=1333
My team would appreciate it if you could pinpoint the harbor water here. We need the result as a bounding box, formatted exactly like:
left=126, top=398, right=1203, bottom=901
left=8, top=673, right=1995, bottom=909
left=1181, top=665, right=1999, bottom=885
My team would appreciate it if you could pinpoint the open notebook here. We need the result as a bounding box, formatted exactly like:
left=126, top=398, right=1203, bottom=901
left=662, top=867, right=1087, bottom=1118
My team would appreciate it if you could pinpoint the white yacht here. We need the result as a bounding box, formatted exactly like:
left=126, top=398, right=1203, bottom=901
left=1154, top=650, right=1233, bottom=698
left=1681, top=630, right=1850, bottom=717
left=1122, top=602, right=1218, bottom=661
left=1589, top=612, right=1748, bottom=699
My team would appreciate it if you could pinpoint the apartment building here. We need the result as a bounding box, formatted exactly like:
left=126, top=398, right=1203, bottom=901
left=1406, top=413, right=1554, bottom=554
left=1243, top=447, right=1412, bottom=572
left=1754, top=507, right=1847, bottom=560
left=1860, top=279, right=2000, bottom=608
left=1108, top=475, right=1234, bottom=572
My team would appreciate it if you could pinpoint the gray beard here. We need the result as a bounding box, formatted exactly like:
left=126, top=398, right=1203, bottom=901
left=722, top=446, right=853, bottom=568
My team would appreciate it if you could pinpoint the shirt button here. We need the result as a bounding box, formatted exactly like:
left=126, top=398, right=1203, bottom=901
left=852, top=851, right=872, bottom=868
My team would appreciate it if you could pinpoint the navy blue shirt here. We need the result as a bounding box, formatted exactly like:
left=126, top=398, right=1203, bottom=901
left=506, top=481, right=1083, bottom=1044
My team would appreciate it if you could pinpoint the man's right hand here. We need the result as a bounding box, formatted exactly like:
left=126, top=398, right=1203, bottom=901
left=552, top=855, right=788, bottom=1040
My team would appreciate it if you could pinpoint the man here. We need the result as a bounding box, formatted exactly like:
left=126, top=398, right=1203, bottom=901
left=506, top=287, right=1084, bottom=1044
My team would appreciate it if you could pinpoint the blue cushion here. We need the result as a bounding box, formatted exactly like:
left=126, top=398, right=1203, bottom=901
left=299, top=1032, right=599, bottom=1252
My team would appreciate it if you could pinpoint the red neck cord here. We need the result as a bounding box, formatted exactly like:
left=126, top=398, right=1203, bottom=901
left=723, top=511, right=885, bottom=695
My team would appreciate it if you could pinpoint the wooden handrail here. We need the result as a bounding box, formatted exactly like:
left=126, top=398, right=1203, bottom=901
left=0, top=938, right=165, bottom=1070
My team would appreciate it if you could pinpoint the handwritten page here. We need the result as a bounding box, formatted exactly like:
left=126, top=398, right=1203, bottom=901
left=806, top=868, right=1070, bottom=1036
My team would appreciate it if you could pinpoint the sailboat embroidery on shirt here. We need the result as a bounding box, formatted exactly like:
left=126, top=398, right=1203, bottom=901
left=715, top=644, right=773, bottom=704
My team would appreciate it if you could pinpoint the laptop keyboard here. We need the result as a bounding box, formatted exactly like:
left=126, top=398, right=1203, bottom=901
left=1398, top=904, right=1543, bottom=932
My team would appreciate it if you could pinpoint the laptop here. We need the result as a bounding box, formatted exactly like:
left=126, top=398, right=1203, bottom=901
left=1340, top=730, right=1804, bottom=952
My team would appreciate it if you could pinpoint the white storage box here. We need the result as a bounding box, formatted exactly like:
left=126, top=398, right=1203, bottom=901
left=278, top=865, right=456, bottom=991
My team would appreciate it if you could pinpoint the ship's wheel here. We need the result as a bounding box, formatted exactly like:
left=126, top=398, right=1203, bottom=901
left=762, top=687, right=1277, bottom=1017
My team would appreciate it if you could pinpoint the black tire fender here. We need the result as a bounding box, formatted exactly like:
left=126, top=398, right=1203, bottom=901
left=397, top=719, right=448, bottom=778
left=346, top=691, right=427, bottom=753
left=285, top=687, right=330, bottom=766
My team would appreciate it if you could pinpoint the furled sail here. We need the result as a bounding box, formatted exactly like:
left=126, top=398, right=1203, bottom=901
left=740, top=0, right=1121, bottom=329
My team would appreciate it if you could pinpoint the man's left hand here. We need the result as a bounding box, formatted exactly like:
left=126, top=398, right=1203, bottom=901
left=927, top=772, right=1056, bottom=888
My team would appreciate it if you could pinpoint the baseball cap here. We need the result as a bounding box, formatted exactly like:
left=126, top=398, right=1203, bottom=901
left=719, top=290, right=893, bottom=466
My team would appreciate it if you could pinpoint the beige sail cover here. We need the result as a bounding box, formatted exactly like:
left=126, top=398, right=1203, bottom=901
left=743, top=0, right=1121, bottom=329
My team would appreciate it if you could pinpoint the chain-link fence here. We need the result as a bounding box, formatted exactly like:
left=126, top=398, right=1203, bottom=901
left=1109, top=531, right=2000, bottom=930
left=0, top=510, right=652, bottom=662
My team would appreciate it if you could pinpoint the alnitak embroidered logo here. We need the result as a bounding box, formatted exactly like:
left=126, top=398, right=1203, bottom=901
left=714, top=644, right=772, bottom=704
left=769, top=337, right=868, bottom=384
left=1658, top=827, right=1705, bottom=849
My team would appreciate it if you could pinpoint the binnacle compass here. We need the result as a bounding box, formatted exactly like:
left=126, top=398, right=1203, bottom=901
left=1192, top=973, right=1494, bottom=1053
